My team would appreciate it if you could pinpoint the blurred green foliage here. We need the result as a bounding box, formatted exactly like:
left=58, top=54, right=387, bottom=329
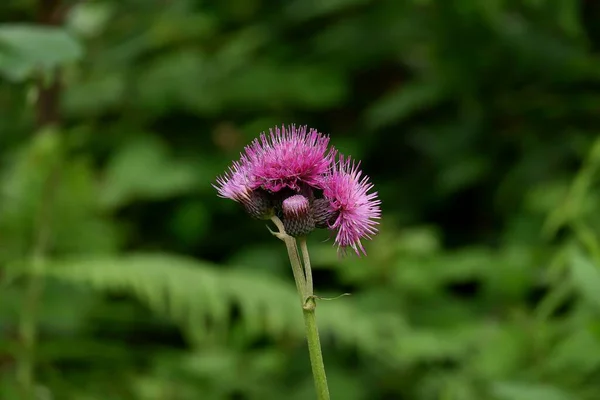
left=1, top=0, right=600, bottom=399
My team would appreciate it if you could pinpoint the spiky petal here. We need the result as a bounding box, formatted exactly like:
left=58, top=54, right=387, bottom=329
left=243, top=125, right=336, bottom=193
left=214, top=160, right=251, bottom=202
left=214, top=161, right=274, bottom=219
left=322, top=155, right=381, bottom=256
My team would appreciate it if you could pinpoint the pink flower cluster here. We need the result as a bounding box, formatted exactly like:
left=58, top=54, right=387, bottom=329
left=215, top=124, right=381, bottom=255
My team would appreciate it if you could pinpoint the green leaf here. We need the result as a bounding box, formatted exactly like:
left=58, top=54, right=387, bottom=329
left=285, top=0, right=371, bottom=21
left=136, top=51, right=219, bottom=114
left=365, top=80, right=446, bottom=129
left=570, top=250, right=600, bottom=311
left=491, top=382, right=574, bottom=400
left=0, top=131, right=64, bottom=260
left=99, top=137, right=199, bottom=209
left=0, top=132, right=120, bottom=259
left=545, top=328, right=600, bottom=378
left=468, top=325, right=528, bottom=380
left=63, top=73, right=125, bottom=116
left=0, top=24, right=83, bottom=81
left=39, top=253, right=406, bottom=352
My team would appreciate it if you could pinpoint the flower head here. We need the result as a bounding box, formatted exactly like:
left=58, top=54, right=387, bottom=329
left=214, top=161, right=273, bottom=219
left=215, top=125, right=381, bottom=255
left=244, top=125, right=335, bottom=193
left=214, top=160, right=251, bottom=202
left=322, top=155, right=381, bottom=256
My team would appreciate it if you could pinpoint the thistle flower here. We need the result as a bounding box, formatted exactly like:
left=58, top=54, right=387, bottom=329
left=215, top=125, right=381, bottom=399
left=214, top=160, right=273, bottom=219
left=215, top=125, right=381, bottom=254
left=321, top=155, right=381, bottom=256
left=214, top=160, right=251, bottom=202
left=215, top=124, right=335, bottom=224
left=244, top=125, right=335, bottom=193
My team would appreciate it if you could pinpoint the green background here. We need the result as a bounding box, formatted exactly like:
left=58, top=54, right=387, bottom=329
left=1, top=0, right=600, bottom=399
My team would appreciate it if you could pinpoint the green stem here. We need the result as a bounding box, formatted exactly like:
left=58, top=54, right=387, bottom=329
left=270, top=216, right=306, bottom=301
left=269, top=217, right=330, bottom=400
left=17, top=257, right=45, bottom=399
left=284, top=237, right=306, bottom=302
left=16, top=0, right=64, bottom=392
left=299, top=237, right=313, bottom=297
left=302, top=298, right=330, bottom=400
left=17, top=209, right=51, bottom=399
left=17, top=147, right=56, bottom=399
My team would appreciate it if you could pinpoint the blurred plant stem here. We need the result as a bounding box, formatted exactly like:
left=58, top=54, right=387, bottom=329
left=35, top=0, right=64, bottom=127
left=18, top=2, right=64, bottom=396
left=270, top=217, right=330, bottom=400
left=17, top=231, right=49, bottom=399
left=17, top=146, right=57, bottom=399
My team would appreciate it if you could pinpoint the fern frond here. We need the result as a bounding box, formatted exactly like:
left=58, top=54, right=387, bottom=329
left=42, top=253, right=406, bottom=353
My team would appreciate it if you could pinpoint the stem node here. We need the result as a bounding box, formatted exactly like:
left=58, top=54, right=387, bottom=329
left=303, top=296, right=317, bottom=311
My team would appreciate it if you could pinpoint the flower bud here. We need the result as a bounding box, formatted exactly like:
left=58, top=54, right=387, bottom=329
left=282, top=195, right=315, bottom=237
left=241, top=189, right=274, bottom=220
left=311, top=198, right=338, bottom=229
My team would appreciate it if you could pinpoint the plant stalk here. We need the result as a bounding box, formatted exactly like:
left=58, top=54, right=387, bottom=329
left=302, top=297, right=330, bottom=400
left=299, top=237, right=313, bottom=296
left=17, top=255, right=45, bottom=399
left=269, top=216, right=306, bottom=301
left=17, top=0, right=64, bottom=393
left=270, top=217, right=330, bottom=400
left=17, top=167, right=55, bottom=399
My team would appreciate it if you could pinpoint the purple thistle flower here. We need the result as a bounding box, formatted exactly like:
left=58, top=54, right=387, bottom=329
left=244, top=125, right=335, bottom=193
left=215, top=124, right=381, bottom=254
left=214, top=160, right=251, bottom=202
left=322, top=155, right=381, bottom=256
left=214, top=160, right=274, bottom=219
